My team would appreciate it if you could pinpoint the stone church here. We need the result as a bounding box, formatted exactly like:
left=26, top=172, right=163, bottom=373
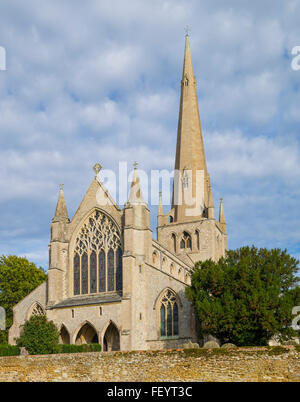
left=9, top=35, right=227, bottom=351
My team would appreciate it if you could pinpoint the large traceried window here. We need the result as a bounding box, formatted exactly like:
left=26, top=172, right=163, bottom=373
left=73, top=210, right=122, bottom=295
left=159, top=289, right=179, bottom=338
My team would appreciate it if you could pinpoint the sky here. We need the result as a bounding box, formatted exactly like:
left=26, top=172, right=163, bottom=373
left=0, top=0, right=299, bottom=270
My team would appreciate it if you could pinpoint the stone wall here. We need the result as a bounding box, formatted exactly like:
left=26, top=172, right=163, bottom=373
left=0, top=347, right=300, bottom=382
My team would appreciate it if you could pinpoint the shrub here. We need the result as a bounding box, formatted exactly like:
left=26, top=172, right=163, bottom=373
left=58, top=343, right=101, bottom=354
left=16, top=315, right=60, bottom=355
left=267, top=346, right=289, bottom=356
left=187, top=246, right=300, bottom=346
left=0, top=344, right=20, bottom=356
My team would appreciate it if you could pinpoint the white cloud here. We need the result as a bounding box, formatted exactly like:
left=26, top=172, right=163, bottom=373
left=206, top=130, right=300, bottom=179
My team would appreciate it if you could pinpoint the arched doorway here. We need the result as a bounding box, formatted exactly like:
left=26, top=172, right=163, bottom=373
left=103, top=322, right=120, bottom=351
left=59, top=325, right=70, bottom=344
left=75, top=323, right=99, bottom=345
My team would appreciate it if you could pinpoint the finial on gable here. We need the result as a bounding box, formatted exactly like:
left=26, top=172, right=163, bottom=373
left=93, top=163, right=102, bottom=177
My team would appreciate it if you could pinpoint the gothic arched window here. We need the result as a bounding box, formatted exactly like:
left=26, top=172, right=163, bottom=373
left=159, top=289, right=179, bottom=337
left=28, top=303, right=45, bottom=319
left=180, top=232, right=192, bottom=250
left=195, top=230, right=200, bottom=250
left=73, top=210, right=122, bottom=295
left=171, top=233, right=176, bottom=253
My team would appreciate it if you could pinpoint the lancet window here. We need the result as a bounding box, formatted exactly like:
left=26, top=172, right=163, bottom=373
left=160, top=289, right=179, bottom=337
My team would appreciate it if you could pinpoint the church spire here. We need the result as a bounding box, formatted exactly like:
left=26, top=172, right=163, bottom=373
left=172, top=34, right=209, bottom=223
left=52, top=184, right=69, bottom=223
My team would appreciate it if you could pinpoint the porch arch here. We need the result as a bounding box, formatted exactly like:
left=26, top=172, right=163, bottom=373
left=59, top=324, right=70, bottom=344
left=74, top=321, right=99, bottom=345
left=101, top=320, right=120, bottom=352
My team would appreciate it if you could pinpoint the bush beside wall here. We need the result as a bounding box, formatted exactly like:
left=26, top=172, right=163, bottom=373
left=0, top=345, right=20, bottom=357
left=58, top=344, right=101, bottom=354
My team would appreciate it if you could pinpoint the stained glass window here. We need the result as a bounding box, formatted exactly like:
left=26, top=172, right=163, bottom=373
left=81, top=253, right=88, bottom=294
left=99, top=250, right=106, bottom=292
left=160, top=305, right=165, bottom=336
left=90, top=251, right=97, bottom=294
left=180, top=232, right=192, bottom=250
left=116, top=247, right=122, bottom=291
left=107, top=249, right=114, bottom=292
left=160, top=289, right=179, bottom=337
left=167, top=303, right=172, bottom=336
left=173, top=302, right=179, bottom=336
left=73, top=210, right=123, bottom=295
left=74, top=253, right=80, bottom=295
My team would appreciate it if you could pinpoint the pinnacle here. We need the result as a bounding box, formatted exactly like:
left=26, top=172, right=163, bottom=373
left=128, top=163, right=146, bottom=206
left=52, top=185, right=69, bottom=223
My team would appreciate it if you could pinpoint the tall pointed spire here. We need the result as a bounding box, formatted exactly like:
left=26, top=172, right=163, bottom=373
left=128, top=162, right=146, bottom=206
left=172, top=34, right=209, bottom=222
left=52, top=184, right=69, bottom=223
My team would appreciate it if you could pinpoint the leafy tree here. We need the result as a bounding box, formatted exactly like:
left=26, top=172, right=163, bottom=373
left=16, top=315, right=60, bottom=355
left=0, top=255, right=47, bottom=343
left=186, top=246, right=300, bottom=346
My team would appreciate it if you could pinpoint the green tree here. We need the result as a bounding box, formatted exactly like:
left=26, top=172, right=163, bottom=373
left=0, top=255, right=47, bottom=343
left=186, top=246, right=300, bottom=346
left=16, top=315, right=60, bottom=355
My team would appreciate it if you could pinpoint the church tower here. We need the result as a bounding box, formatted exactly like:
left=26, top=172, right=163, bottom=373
left=157, top=34, right=227, bottom=265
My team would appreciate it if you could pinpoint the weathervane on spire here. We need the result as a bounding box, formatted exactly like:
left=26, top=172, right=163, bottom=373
left=185, top=25, right=190, bottom=36
left=133, top=161, right=138, bottom=170
left=60, top=184, right=64, bottom=191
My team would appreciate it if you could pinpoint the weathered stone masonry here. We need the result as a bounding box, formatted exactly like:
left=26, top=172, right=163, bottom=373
left=0, top=348, right=300, bottom=382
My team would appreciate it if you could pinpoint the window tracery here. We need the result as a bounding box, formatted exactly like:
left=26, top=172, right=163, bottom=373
left=159, top=289, right=179, bottom=337
left=180, top=232, right=192, bottom=250
left=73, top=210, right=122, bottom=295
left=30, top=303, right=44, bottom=317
